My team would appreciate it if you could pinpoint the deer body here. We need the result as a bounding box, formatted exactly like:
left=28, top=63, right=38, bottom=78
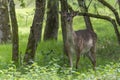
left=74, top=29, right=97, bottom=69
left=63, top=12, right=97, bottom=69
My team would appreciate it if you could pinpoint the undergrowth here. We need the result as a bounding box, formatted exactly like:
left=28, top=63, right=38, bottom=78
left=0, top=62, right=120, bottom=80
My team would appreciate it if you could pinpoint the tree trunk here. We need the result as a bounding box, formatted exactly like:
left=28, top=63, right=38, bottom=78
left=60, top=0, right=69, bottom=57
left=60, top=0, right=68, bottom=44
left=9, top=0, right=19, bottom=65
left=24, top=0, right=46, bottom=64
left=77, top=0, right=94, bottom=31
left=0, top=0, right=11, bottom=43
left=44, top=0, right=59, bottom=41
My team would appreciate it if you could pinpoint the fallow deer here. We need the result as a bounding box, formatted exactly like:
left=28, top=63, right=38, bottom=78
left=62, top=12, right=97, bottom=70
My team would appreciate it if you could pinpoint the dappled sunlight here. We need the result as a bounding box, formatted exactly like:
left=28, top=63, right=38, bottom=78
left=16, top=8, right=34, bottom=28
left=19, top=27, right=30, bottom=35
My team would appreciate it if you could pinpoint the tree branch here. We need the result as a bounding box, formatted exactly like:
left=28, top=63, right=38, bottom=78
left=98, top=0, right=120, bottom=26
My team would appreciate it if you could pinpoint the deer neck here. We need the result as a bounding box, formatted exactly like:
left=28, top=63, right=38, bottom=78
left=65, top=22, right=76, bottom=47
left=66, top=22, right=75, bottom=38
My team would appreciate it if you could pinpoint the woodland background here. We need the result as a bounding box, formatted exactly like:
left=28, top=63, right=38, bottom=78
left=0, top=0, right=120, bottom=79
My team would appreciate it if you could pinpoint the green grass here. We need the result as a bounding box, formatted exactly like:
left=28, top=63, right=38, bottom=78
left=0, top=44, right=12, bottom=69
left=0, top=1, right=120, bottom=79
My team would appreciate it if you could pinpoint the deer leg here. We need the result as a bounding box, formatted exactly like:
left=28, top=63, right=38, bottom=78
left=87, top=47, right=96, bottom=70
left=65, top=42, right=73, bottom=68
left=66, top=49, right=73, bottom=68
left=76, top=53, right=80, bottom=69
left=68, top=52, right=73, bottom=68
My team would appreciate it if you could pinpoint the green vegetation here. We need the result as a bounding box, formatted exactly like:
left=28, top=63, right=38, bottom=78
left=0, top=62, right=120, bottom=80
left=0, top=1, right=120, bottom=79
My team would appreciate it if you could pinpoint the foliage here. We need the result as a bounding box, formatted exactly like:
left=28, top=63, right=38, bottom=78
left=36, top=40, right=64, bottom=66
left=0, top=62, right=120, bottom=80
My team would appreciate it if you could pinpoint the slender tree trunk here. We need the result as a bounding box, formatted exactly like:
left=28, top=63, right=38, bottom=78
left=77, top=0, right=94, bottom=31
left=0, top=0, right=11, bottom=43
left=24, top=0, right=46, bottom=64
left=44, top=0, right=59, bottom=41
left=60, top=0, right=68, bottom=44
left=111, top=20, right=120, bottom=44
left=9, top=0, right=19, bottom=65
left=115, top=0, right=120, bottom=10
left=118, top=0, right=120, bottom=10
left=60, top=0, right=69, bottom=58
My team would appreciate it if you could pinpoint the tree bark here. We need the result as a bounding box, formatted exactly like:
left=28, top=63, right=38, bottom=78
left=9, top=0, right=19, bottom=65
left=60, top=0, right=68, bottom=44
left=24, top=0, right=46, bottom=64
left=77, top=0, right=94, bottom=31
left=44, top=0, right=59, bottom=41
left=0, top=0, right=11, bottom=43
left=60, top=0, right=69, bottom=57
